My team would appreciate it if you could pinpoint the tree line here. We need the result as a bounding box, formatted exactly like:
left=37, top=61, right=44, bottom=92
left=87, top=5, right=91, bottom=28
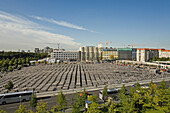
left=0, top=52, right=48, bottom=73
left=151, top=57, right=170, bottom=62
left=0, top=80, right=169, bottom=113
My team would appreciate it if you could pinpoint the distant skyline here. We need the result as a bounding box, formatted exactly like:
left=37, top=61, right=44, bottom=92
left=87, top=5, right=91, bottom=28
left=0, top=0, right=170, bottom=51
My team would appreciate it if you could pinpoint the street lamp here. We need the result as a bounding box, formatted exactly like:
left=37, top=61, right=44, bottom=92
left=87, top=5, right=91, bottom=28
left=19, top=95, right=22, bottom=104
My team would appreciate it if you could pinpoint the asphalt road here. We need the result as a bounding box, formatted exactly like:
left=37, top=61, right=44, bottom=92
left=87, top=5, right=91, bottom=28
left=1, top=81, right=169, bottom=113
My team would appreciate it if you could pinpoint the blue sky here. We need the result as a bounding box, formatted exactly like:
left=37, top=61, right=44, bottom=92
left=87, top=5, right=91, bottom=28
left=0, top=0, right=170, bottom=51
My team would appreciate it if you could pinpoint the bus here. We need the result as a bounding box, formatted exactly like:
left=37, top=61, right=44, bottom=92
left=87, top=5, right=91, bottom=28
left=99, top=88, right=121, bottom=100
left=0, top=90, right=33, bottom=104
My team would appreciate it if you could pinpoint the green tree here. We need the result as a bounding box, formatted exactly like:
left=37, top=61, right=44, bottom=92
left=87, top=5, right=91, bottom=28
left=18, top=58, right=22, bottom=65
left=86, top=95, right=101, bottom=113
left=56, top=91, right=67, bottom=112
left=15, top=104, right=30, bottom=113
left=159, top=80, right=166, bottom=90
left=22, top=59, right=26, bottom=65
left=71, top=89, right=87, bottom=113
left=13, top=59, right=18, bottom=66
left=2, top=60, right=7, bottom=67
left=36, top=101, right=47, bottom=113
left=103, top=85, right=108, bottom=102
left=5, top=81, right=14, bottom=91
left=118, top=84, right=126, bottom=98
left=26, top=57, right=30, bottom=64
left=81, top=88, right=87, bottom=107
left=71, top=93, right=82, bottom=113
left=29, top=93, right=37, bottom=111
left=109, top=55, right=114, bottom=60
left=6, top=58, right=10, bottom=64
left=9, top=60, right=13, bottom=66
left=87, top=95, right=97, bottom=103
left=0, top=107, right=7, bottom=113
left=108, top=101, right=117, bottom=113
left=8, top=66, right=13, bottom=72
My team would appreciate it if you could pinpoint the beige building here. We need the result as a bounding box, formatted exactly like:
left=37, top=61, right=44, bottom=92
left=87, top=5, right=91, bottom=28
left=80, top=46, right=103, bottom=62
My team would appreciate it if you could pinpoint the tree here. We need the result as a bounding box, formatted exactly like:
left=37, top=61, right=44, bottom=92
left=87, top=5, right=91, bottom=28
left=103, top=85, right=108, bottom=101
left=29, top=93, right=37, bottom=111
left=0, top=107, right=7, bottom=113
left=108, top=101, right=117, bottom=113
left=56, top=91, right=67, bottom=112
left=71, top=89, right=87, bottom=113
left=18, top=58, right=22, bottom=65
left=5, top=81, right=14, bottom=91
left=8, top=66, right=13, bottom=72
left=149, top=80, right=154, bottom=88
left=87, top=95, right=97, bottom=103
left=2, top=60, right=7, bottom=67
left=22, top=59, right=26, bottom=65
left=86, top=95, right=101, bottom=113
left=15, top=104, right=31, bottom=113
left=71, top=93, right=82, bottom=113
left=81, top=88, right=87, bottom=107
left=13, top=59, right=18, bottom=65
left=36, top=101, right=47, bottom=113
left=9, top=60, right=13, bottom=66
left=26, top=57, right=30, bottom=64
left=109, top=55, right=114, bottom=60
left=119, top=84, right=126, bottom=96
left=159, top=80, right=166, bottom=90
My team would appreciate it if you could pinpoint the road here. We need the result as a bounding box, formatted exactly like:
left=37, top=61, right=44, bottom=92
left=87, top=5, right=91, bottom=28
left=1, top=79, right=169, bottom=113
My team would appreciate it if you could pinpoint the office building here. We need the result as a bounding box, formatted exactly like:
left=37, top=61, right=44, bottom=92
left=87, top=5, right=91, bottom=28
left=51, top=49, right=79, bottom=61
left=118, top=48, right=132, bottom=60
left=102, top=48, right=118, bottom=60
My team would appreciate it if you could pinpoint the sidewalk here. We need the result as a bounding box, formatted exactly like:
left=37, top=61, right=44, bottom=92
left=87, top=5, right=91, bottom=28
left=37, top=77, right=170, bottom=98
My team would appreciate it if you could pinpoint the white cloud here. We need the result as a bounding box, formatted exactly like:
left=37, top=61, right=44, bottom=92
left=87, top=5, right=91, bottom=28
left=31, top=16, right=95, bottom=32
left=0, top=11, right=81, bottom=51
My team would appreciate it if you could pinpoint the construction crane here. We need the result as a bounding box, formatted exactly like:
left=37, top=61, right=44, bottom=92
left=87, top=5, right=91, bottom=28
left=98, top=40, right=112, bottom=48
left=128, top=44, right=144, bottom=48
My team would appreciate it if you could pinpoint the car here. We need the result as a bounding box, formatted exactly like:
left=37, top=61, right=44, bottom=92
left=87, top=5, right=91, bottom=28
left=132, top=83, right=137, bottom=87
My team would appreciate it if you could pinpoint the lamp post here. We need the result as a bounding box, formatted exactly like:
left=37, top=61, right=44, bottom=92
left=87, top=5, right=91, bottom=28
left=19, top=95, right=22, bottom=104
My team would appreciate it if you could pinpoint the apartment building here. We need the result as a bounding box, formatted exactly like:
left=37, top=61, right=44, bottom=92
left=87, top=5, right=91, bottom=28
left=158, top=49, right=170, bottom=58
left=80, top=46, right=103, bottom=62
left=137, top=48, right=159, bottom=62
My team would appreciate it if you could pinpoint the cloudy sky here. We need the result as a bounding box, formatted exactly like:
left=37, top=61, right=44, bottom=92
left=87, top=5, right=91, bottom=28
left=0, top=0, right=170, bottom=51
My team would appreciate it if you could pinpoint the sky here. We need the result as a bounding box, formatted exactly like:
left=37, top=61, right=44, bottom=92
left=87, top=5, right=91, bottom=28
left=0, top=0, right=170, bottom=51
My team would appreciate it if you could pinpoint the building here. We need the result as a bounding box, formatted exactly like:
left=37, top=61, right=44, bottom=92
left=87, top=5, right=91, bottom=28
left=80, top=46, right=103, bottom=62
left=102, top=48, right=118, bottom=60
left=118, top=48, right=132, bottom=60
left=34, top=46, right=53, bottom=53
left=51, top=49, right=79, bottom=61
left=158, top=49, right=170, bottom=58
left=137, top=48, right=159, bottom=62
left=132, top=48, right=137, bottom=60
